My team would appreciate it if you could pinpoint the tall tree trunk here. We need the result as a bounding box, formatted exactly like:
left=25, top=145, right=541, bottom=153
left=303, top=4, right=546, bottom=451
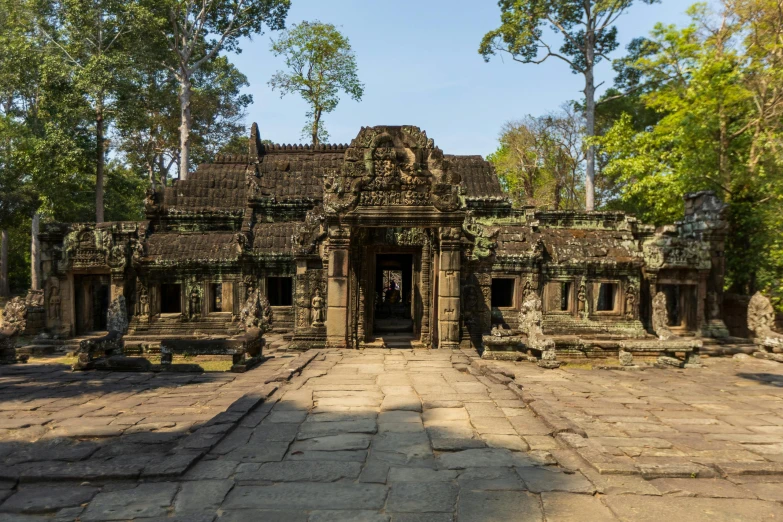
left=96, top=100, right=105, bottom=223
left=0, top=229, right=8, bottom=298
left=584, top=63, right=596, bottom=211
left=312, top=108, right=322, bottom=146
left=30, top=214, right=40, bottom=291
left=178, top=73, right=192, bottom=181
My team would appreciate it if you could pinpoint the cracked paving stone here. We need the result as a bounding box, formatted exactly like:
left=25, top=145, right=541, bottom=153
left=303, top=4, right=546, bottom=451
left=0, top=486, right=100, bottom=514
left=457, top=467, right=526, bottom=491
left=80, top=483, right=179, bottom=521
left=236, top=460, right=361, bottom=482
left=297, top=419, right=377, bottom=439
left=540, top=492, right=618, bottom=521
left=173, top=480, right=233, bottom=514
left=515, top=466, right=596, bottom=494
left=386, top=482, right=458, bottom=513
left=457, top=490, right=543, bottom=522
left=309, top=511, right=390, bottom=522
left=221, top=483, right=388, bottom=511
left=290, top=434, right=372, bottom=452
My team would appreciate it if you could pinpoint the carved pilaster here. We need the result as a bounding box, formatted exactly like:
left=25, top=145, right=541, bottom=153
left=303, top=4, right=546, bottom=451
left=438, top=227, right=461, bottom=349
left=326, top=225, right=351, bottom=348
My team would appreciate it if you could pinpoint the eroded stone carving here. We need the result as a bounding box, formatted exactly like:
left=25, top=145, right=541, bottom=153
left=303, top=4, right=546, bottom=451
left=239, top=288, right=272, bottom=334
left=518, top=292, right=559, bottom=368
left=748, top=292, right=783, bottom=350
left=107, top=296, right=128, bottom=334
left=2, top=297, right=28, bottom=334
left=48, top=286, right=61, bottom=320
left=652, top=292, right=675, bottom=340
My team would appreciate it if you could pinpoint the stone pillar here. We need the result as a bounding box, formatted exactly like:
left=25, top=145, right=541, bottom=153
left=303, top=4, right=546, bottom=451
left=326, top=225, right=351, bottom=348
left=420, top=234, right=432, bottom=346
left=438, top=227, right=461, bottom=349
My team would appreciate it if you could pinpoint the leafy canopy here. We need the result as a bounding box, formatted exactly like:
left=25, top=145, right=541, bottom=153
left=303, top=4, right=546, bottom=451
left=269, top=21, right=363, bottom=144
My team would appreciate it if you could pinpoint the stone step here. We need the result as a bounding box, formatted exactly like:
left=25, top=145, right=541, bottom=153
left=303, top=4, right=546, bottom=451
left=17, top=344, right=60, bottom=356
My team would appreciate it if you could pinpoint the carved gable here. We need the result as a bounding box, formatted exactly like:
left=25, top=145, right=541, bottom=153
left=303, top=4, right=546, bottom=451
left=324, top=126, right=461, bottom=214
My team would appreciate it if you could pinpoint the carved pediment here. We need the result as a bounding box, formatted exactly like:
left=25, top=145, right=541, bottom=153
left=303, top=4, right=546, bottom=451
left=324, top=126, right=461, bottom=215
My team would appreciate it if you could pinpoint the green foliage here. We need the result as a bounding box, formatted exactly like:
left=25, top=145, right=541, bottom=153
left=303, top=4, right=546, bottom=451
left=479, top=0, right=660, bottom=210
left=269, top=21, right=364, bottom=145
left=488, top=107, right=585, bottom=210
left=598, top=0, right=783, bottom=307
left=478, top=0, right=658, bottom=74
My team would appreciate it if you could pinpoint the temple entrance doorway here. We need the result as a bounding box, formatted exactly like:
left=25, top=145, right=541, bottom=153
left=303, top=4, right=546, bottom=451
left=374, top=253, right=414, bottom=334
left=74, top=274, right=110, bottom=334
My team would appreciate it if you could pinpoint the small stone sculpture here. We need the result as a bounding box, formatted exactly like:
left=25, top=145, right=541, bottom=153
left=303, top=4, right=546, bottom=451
left=311, top=289, right=325, bottom=327
left=107, top=296, right=128, bottom=334
left=48, top=287, right=61, bottom=320
left=518, top=292, right=559, bottom=368
left=239, top=288, right=272, bottom=334
left=748, top=292, right=783, bottom=350
left=1, top=297, right=28, bottom=334
left=188, top=287, right=201, bottom=319
left=652, top=292, right=674, bottom=340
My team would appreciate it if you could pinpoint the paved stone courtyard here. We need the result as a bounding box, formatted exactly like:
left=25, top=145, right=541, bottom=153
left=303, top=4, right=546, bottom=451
left=1, top=349, right=783, bottom=521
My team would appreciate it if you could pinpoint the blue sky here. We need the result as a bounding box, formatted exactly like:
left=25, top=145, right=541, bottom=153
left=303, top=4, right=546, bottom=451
left=229, top=0, right=693, bottom=157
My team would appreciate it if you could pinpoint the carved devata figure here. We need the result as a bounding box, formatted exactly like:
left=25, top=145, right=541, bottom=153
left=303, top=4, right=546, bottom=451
left=311, top=289, right=325, bottom=327
left=48, top=286, right=61, bottom=320
left=748, top=292, right=783, bottom=350
left=188, top=286, right=202, bottom=320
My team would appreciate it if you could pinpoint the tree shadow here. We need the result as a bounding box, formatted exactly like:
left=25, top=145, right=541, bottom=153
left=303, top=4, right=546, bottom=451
left=735, top=372, right=783, bottom=387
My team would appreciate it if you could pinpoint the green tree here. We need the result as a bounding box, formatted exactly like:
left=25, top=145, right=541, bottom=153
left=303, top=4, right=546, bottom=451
left=479, top=0, right=660, bottom=211
left=38, top=0, right=137, bottom=222
left=598, top=1, right=783, bottom=306
left=269, top=21, right=364, bottom=146
left=488, top=106, right=585, bottom=210
left=116, top=55, right=252, bottom=187
left=139, top=0, right=289, bottom=180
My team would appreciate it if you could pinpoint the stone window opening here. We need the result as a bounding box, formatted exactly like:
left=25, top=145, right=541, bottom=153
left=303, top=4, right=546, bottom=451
left=595, top=282, right=619, bottom=312
left=560, top=282, right=572, bottom=311
left=211, top=283, right=223, bottom=312
left=491, top=278, right=515, bottom=308
left=160, top=283, right=181, bottom=314
left=268, top=277, right=293, bottom=307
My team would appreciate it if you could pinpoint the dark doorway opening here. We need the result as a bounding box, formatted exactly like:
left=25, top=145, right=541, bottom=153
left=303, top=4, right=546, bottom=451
left=160, top=283, right=182, bottom=314
left=268, top=277, right=293, bottom=306
left=491, top=278, right=515, bottom=308
left=374, top=253, right=414, bottom=334
left=74, top=275, right=110, bottom=334
left=660, top=284, right=697, bottom=331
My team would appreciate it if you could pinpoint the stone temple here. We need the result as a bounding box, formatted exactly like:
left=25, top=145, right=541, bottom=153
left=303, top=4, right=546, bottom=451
left=34, top=124, right=729, bottom=364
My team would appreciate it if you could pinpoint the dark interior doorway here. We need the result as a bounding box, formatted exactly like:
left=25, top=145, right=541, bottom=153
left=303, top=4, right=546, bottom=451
left=160, top=283, right=182, bottom=314
left=74, top=275, right=109, bottom=334
left=374, top=253, right=414, bottom=334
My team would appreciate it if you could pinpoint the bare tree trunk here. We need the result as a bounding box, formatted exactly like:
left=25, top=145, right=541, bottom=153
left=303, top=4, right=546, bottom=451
left=31, top=214, right=40, bottom=291
left=584, top=62, right=596, bottom=211
left=96, top=101, right=105, bottom=223
left=312, top=108, right=322, bottom=146
left=0, top=229, right=9, bottom=298
left=178, top=73, right=192, bottom=181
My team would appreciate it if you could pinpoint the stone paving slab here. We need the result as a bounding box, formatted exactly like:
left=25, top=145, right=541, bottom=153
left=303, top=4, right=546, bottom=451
left=3, top=348, right=783, bottom=520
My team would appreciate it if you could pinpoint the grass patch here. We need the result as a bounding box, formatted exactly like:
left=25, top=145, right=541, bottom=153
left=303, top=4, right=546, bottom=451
left=27, top=354, right=234, bottom=372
